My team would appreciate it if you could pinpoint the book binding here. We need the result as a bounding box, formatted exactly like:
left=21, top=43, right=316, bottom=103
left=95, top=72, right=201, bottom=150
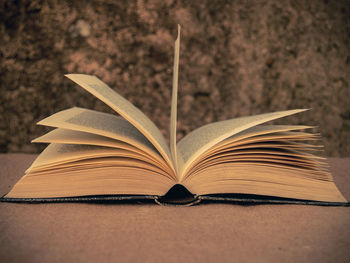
left=1, top=195, right=349, bottom=207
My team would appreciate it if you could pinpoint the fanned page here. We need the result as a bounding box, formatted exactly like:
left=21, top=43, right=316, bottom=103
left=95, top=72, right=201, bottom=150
left=170, top=25, right=180, bottom=173
left=26, top=144, right=159, bottom=173
left=65, top=74, right=175, bottom=174
left=177, top=109, right=308, bottom=178
left=178, top=123, right=347, bottom=203
left=30, top=107, right=172, bottom=175
left=7, top=143, right=174, bottom=198
left=31, top=129, right=171, bottom=175
left=35, top=107, right=158, bottom=155
left=33, top=128, right=152, bottom=158
left=182, top=124, right=316, bottom=174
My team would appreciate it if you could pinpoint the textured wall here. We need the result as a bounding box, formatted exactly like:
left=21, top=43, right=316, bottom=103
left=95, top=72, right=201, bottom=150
left=1, top=0, right=350, bottom=156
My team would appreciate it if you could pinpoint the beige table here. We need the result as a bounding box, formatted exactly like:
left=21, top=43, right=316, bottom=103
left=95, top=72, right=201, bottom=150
left=1, top=154, right=349, bottom=263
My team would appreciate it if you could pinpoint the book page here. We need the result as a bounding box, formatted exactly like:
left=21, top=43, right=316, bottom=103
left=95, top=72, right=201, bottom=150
left=182, top=163, right=346, bottom=202
left=177, top=109, right=308, bottom=177
left=32, top=128, right=171, bottom=174
left=37, top=107, right=159, bottom=157
left=26, top=143, right=159, bottom=173
left=65, top=74, right=174, bottom=173
left=33, top=128, right=142, bottom=151
left=7, top=163, right=174, bottom=198
left=181, top=125, right=316, bottom=177
left=213, top=125, right=314, bottom=149
left=170, top=25, right=180, bottom=173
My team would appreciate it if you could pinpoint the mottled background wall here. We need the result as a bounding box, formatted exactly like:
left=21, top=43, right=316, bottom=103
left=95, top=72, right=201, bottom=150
left=1, top=0, right=350, bottom=156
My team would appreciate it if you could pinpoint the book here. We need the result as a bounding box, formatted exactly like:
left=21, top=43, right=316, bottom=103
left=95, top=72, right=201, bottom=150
left=2, top=25, right=348, bottom=206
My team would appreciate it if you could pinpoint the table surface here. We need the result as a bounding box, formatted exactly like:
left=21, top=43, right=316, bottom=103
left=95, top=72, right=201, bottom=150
left=1, top=154, right=349, bottom=263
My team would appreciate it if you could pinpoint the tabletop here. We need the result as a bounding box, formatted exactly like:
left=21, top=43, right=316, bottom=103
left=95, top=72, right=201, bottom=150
left=1, top=154, right=349, bottom=263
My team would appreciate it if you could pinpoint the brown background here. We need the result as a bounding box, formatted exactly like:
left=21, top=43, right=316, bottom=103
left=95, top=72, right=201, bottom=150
left=1, top=0, right=350, bottom=156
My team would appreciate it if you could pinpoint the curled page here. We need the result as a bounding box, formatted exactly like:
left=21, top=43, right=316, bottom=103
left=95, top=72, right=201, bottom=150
left=177, top=109, right=308, bottom=178
left=65, top=74, right=174, bottom=173
left=36, top=107, right=157, bottom=154
left=170, top=25, right=181, bottom=173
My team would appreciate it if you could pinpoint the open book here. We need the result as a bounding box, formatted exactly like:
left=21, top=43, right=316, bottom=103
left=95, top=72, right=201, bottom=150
left=3, top=26, right=348, bottom=206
